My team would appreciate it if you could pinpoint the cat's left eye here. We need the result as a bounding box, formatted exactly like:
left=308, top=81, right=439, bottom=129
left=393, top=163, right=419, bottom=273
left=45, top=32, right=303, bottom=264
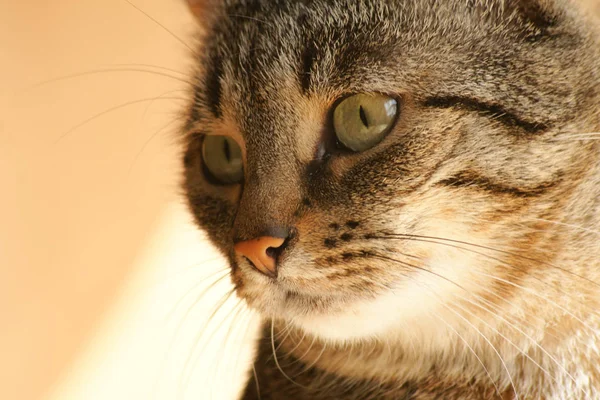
left=201, top=135, right=244, bottom=185
left=333, top=93, right=398, bottom=152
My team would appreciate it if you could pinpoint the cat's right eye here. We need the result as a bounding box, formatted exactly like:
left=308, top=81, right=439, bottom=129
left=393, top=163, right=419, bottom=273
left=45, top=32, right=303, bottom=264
left=201, top=135, right=244, bottom=185
left=333, top=93, right=398, bottom=152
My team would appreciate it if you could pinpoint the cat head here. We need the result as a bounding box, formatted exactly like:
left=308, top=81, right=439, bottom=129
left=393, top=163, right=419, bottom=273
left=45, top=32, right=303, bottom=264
left=182, top=0, right=600, bottom=342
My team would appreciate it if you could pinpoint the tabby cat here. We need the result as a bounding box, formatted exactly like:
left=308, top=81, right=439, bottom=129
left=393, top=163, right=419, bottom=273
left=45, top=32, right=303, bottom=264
left=181, top=0, right=600, bottom=398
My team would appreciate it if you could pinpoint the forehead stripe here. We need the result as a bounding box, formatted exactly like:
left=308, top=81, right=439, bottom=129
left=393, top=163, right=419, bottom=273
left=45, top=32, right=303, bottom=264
left=424, top=95, right=549, bottom=134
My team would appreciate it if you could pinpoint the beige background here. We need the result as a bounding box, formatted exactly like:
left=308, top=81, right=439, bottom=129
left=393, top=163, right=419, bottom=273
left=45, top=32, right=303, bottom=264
left=1, top=1, right=257, bottom=399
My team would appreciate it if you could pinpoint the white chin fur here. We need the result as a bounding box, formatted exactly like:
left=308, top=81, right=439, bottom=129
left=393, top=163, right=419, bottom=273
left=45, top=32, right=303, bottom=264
left=291, top=249, right=484, bottom=343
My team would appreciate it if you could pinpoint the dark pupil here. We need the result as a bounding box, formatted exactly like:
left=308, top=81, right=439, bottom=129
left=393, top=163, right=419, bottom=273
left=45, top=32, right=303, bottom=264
left=359, top=105, right=369, bottom=128
left=222, top=138, right=231, bottom=162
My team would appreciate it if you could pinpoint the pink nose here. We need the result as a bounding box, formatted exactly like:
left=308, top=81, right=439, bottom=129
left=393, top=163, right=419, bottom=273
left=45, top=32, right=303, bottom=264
left=234, top=236, right=286, bottom=278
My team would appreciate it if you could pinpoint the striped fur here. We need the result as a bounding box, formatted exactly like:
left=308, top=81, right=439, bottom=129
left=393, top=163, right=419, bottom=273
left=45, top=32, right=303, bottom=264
left=182, top=0, right=600, bottom=398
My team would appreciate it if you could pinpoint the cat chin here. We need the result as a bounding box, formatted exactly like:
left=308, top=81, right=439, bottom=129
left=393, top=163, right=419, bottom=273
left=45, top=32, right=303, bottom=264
left=287, top=285, right=441, bottom=343
left=286, top=253, right=482, bottom=343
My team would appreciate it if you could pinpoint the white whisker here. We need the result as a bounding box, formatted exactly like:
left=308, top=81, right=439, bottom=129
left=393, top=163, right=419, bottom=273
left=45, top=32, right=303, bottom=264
left=432, top=311, right=502, bottom=398
left=270, top=318, right=309, bottom=389
left=123, top=0, right=195, bottom=53
left=450, top=299, right=563, bottom=390
left=471, top=271, right=597, bottom=335
left=251, top=362, right=262, bottom=400
left=453, top=292, right=585, bottom=396
left=25, top=67, right=194, bottom=92
left=528, top=217, right=600, bottom=237
left=177, top=289, right=237, bottom=398
left=441, top=303, right=520, bottom=400
left=55, top=96, right=187, bottom=144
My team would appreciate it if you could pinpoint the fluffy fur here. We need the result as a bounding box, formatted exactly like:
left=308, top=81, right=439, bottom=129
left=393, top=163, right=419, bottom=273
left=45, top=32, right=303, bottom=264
left=182, top=0, right=600, bottom=398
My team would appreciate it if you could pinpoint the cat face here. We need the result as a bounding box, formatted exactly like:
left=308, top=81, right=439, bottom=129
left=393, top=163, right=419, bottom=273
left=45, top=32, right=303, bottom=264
left=183, top=0, right=599, bottom=341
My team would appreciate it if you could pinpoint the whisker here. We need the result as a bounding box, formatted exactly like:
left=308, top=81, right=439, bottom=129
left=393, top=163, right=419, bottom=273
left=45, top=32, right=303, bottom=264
left=283, top=331, right=317, bottom=368
left=557, top=132, right=600, bottom=137
left=54, top=96, right=186, bottom=144
left=449, top=299, right=559, bottom=388
left=550, top=137, right=600, bottom=141
left=373, top=233, right=600, bottom=289
left=177, top=289, right=238, bottom=399
left=431, top=311, right=502, bottom=398
left=379, top=234, right=600, bottom=325
left=251, top=363, right=262, bottom=400
left=450, top=292, right=584, bottom=395
left=150, top=268, right=229, bottom=397
left=107, top=62, right=189, bottom=76
left=128, top=114, right=180, bottom=174
left=471, top=270, right=598, bottom=335
left=195, top=299, right=245, bottom=400
left=469, top=283, right=573, bottom=346
left=368, top=251, right=537, bottom=396
left=526, top=217, right=600, bottom=237
left=374, top=235, right=600, bottom=330
left=370, top=264, right=514, bottom=397
left=551, top=132, right=600, bottom=141
left=371, top=250, right=589, bottom=395
left=123, top=0, right=195, bottom=53
left=230, top=309, right=257, bottom=391
left=270, top=317, right=310, bottom=389
left=441, top=303, right=520, bottom=400
left=151, top=256, right=222, bottom=292
left=375, top=246, right=594, bottom=348
left=26, top=67, right=194, bottom=91
left=274, top=320, right=294, bottom=353
left=280, top=324, right=307, bottom=363
left=211, top=303, right=248, bottom=399
left=165, top=268, right=229, bottom=323
left=228, top=14, right=275, bottom=27
left=142, top=89, right=189, bottom=120
left=396, top=248, right=554, bottom=343
left=294, top=339, right=327, bottom=378
left=370, top=252, right=468, bottom=292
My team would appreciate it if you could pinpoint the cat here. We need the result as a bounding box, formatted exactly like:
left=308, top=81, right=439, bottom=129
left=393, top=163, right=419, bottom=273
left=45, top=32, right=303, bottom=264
left=181, top=0, right=600, bottom=398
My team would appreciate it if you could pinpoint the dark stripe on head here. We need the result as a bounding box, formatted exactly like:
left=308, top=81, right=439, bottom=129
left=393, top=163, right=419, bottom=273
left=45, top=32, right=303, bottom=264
left=205, top=54, right=223, bottom=118
left=300, top=42, right=317, bottom=93
left=503, top=0, right=560, bottom=32
left=424, top=96, right=548, bottom=133
left=437, top=170, right=558, bottom=197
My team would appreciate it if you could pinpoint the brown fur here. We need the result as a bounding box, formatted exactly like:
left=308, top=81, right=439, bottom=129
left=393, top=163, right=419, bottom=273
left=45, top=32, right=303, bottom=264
left=182, top=0, right=600, bottom=398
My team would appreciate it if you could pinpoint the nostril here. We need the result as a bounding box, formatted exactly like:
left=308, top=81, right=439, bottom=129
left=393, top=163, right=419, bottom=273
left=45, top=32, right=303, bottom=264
left=266, top=246, right=279, bottom=259
left=265, top=234, right=292, bottom=259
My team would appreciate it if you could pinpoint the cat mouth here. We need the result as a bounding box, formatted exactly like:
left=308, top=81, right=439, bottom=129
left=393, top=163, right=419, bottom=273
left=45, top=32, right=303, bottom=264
left=233, top=252, right=380, bottom=317
left=236, top=271, right=343, bottom=317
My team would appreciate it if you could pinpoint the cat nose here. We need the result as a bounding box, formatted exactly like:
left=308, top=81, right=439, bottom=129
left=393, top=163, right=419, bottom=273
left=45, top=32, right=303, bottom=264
left=234, top=236, right=287, bottom=278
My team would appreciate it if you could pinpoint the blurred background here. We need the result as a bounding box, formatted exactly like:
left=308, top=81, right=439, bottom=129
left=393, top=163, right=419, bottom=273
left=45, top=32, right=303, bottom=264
left=0, top=1, right=258, bottom=399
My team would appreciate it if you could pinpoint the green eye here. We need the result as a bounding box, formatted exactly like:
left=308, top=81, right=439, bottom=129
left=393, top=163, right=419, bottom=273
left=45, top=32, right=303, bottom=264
left=333, top=93, right=398, bottom=152
left=201, top=135, right=244, bottom=185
